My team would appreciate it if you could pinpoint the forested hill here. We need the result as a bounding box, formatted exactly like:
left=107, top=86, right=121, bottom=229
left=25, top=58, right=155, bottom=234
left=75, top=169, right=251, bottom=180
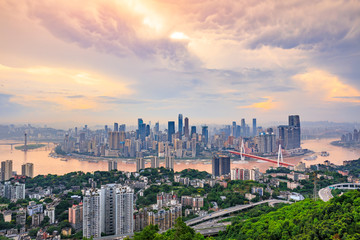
left=218, top=190, right=360, bottom=240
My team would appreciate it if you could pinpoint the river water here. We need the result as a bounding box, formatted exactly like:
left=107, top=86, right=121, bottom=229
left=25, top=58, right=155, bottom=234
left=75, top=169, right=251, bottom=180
left=0, top=138, right=359, bottom=176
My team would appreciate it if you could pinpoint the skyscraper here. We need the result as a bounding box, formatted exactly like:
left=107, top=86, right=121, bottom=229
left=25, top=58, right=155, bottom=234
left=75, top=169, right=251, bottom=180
left=252, top=118, right=257, bottom=136
left=190, top=126, right=196, bottom=138
left=212, top=156, right=220, bottom=177
left=83, top=185, right=134, bottom=238
left=154, top=122, right=160, bottom=134
left=108, top=161, right=117, bottom=171
left=69, top=203, right=83, bottom=231
left=241, top=118, right=246, bottom=137
left=136, top=156, right=145, bottom=172
left=184, top=117, right=189, bottom=139
left=212, top=155, right=231, bottom=177
left=1, top=160, right=13, bottom=181
left=232, top=121, right=236, bottom=137
left=114, top=186, right=134, bottom=235
left=202, top=126, right=208, bottom=145
left=165, top=155, right=174, bottom=170
left=83, top=189, right=104, bottom=238
left=219, top=156, right=231, bottom=176
left=178, top=114, right=183, bottom=138
left=168, top=121, right=175, bottom=143
left=151, top=156, right=159, bottom=168
left=137, top=118, right=146, bottom=141
left=21, top=163, right=34, bottom=178
left=119, top=124, right=126, bottom=132
left=289, top=115, right=301, bottom=149
left=277, top=115, right=301, bottom=150
left=114, top=122, right=119, bottom=132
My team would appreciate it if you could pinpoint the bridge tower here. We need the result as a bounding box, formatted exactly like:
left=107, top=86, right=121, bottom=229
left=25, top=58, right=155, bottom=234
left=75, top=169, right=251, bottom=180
left=240, top=139, right=245, bottom=161
left=277, top=144, right=284, bottom=167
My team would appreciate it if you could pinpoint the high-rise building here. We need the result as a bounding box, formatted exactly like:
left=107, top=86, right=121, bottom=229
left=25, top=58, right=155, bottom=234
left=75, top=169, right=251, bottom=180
left=108, top=131, right=120, bottom=150
left=252, top=118, right=257, bottom=136
left=137, top=118, right=146, bottom=141
left=114, top=186, right=134, bottom=235
left=3, top=182, right=25, bottom=200
left=151, top=156, right=159, bottom=168
left=21, top=163, right=34, bottom=178
left=165, top=155, right=174, bottom=170
left=232, top=121, right=237, bottom=137
left=136, top=157, right=145, bottom=172
left=190, top=126, right=196, bottom=138
left=278, top=115, right=301, bottom=150
left=83, top=189, right=105, bottom=238
left=119, top=124, right=126, bottom=132
left=212, top=156, right=219, bottom=177
left=241, top=118, right=246, bottom=136
left=168, top=121, right=175, bottom=143
left=202, top=126, right=208, bottom=145
left=114, top=122, right=119, bottom=132
left=178, top=114, right=183, bottom=138
left=1, top=160, right=13, bottom=181
left=69, top=203, right=83, bottom=231
left=154, top=122, right=160, bottom=134
left=258, top=132, right=276, bottom=154
left=184, top=117, right=189, bottom=139
left=212, top=155, right=230, bottom=177
left=289, top=115, right=301, bottom=149
left=108, top=161, right=117, bottom=171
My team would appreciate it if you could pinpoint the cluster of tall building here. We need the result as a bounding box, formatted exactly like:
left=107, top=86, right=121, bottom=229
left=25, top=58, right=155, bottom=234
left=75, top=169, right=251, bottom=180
left=230, top=118, right=257, bottom=138
left=59, top=114, right=301, bottom=162
left=230, top=168, right=261, bottom=181
left=212, top=155, right=231, bottom=177
left=82, top=184, right=134, bottom=238
left=341, top=129, right=360, bottom=143
left=0, top=160, right=34, bottom=181
left=60, top=114, right=209, bottom=160
left=0, top=181, right=25, bottom=200
left=278, top=115, right=301, bottom=150
left=134, top=192, right=182, bottom=232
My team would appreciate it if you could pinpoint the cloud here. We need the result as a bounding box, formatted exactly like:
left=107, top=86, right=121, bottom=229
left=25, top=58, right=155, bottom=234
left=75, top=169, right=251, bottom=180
left=293, top=69, right=360, bottom=103
left=0, top=64, right=133, bottom=111
left=238, top=97, right=277, bottom=110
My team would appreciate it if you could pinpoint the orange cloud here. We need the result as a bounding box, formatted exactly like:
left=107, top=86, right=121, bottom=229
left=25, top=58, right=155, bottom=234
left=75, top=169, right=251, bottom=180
left=0, top=64, right=133, bottom=111
left=293, top=69, right=360, bottom=103
left=238, top=97, right=277, bottom=110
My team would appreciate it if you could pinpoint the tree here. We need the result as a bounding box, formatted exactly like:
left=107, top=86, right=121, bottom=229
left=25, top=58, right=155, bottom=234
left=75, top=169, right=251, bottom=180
left=132, top=224, right=160, bottom=240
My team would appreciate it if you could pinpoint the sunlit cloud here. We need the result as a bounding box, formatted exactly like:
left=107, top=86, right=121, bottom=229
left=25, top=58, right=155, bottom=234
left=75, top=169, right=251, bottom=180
left=0, top=64, right=133, bottom=111
left=238, top=97, right=277, bottom=110
left=170, top=32, right=189, bottom=40
left=0, top=0, right=360, bottom=125
left=293, top=69, right=360, bottom=103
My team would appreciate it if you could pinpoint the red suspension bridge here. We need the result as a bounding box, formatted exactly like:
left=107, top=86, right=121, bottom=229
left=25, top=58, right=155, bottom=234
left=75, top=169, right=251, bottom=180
left=227, top=149, right=295, bottom=167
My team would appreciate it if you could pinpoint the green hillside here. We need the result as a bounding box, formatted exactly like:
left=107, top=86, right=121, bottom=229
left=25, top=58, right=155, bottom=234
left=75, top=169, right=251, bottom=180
left=218, top=190, right=360, bottom=240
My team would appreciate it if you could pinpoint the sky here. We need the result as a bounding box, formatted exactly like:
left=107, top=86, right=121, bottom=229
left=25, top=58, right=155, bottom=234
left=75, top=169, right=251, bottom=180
left=0, top=0, right=360, bottom=128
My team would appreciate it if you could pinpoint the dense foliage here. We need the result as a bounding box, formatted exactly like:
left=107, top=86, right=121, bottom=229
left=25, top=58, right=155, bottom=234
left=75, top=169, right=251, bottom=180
left=179, top=169, right=211, bottom=180
left=128, top=218, right=209, bottom=240
left=219, top=190, right=360, bottom=240
left=338, top=158, right=360, bottom=177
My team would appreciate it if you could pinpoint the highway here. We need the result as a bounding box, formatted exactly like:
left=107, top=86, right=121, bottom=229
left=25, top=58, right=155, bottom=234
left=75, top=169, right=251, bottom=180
left=319, top=183, right=360, bottom=202
left=318, top=187, right=333, bottom=202
left=185, top=199, right=291, bottom=226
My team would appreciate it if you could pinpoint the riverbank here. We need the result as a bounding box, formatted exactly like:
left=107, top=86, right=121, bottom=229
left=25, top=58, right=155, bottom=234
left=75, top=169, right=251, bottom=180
left=331, top=140, right=360, bottom=148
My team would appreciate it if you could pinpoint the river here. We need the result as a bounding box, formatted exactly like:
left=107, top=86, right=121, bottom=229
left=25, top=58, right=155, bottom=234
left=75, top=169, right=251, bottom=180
left=0, top=138, right=359, bottom=176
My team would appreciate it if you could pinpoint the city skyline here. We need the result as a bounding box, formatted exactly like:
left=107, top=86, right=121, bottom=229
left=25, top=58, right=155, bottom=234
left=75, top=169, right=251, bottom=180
left=1, top=1, right=360, bottom=127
